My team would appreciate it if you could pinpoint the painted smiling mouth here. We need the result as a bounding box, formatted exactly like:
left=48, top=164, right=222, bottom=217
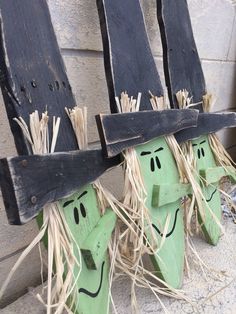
left=78, top=261, right=105, bottom=298
left=152, top=208, right=180, bottom=238
left=205, top=188, right=217, bottom=202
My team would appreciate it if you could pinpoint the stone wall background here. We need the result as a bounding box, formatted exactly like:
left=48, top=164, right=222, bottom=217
left=0, top=0, right=235, bottom=307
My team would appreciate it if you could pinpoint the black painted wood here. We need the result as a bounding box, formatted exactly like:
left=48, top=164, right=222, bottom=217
left=0, top=0, right=78, bottom=154
left=96, top=109, right=198, bottom=157
left=156, top=0, right=206, bottom=110
left=97, top=0, right=163, bottom=112
left=175, top=112, right=236, bottom=143
left=0, top=0, right=121, bottom=225
left=0, top=150, right=120, bottom=225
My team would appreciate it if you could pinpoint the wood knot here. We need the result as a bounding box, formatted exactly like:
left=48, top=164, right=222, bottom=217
left=20, top=159, right=28, bottom=167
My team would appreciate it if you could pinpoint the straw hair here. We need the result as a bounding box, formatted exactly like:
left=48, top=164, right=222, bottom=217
left=202, top=94, right=236, bottom=169
left=176, top=90, right=225, bottom=234
left=150, top=92, right=219, bottom=235
left=112, top=92, right=192, bottom=312
left=0, top=111, right=82, bottom=314
left=65, top=106, right=185, bottom=312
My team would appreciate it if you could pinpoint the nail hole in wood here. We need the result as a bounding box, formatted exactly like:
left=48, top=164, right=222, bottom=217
left=31, top=80, right=37, bottom=88
left=31, top=196, right=37, bottom=204
left=20, top=159, right=28, bottom=167
left=48, top=83, right=54, bottom=91
left=55, top=80, right=60, bottom=90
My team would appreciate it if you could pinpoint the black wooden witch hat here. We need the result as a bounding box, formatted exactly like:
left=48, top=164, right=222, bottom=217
left=0, top=150, right=119, bottom=225
left=96, top=0, right=201, bottom=157
left=0, top=0, right=120, bottom=225
left=156, top=0, right=236, bottom=138
left=96, top=108, right=198, bottom=157
left=96, top=0, right=236, bottom=157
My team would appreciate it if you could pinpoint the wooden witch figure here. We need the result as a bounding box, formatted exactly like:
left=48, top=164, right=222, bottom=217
left=96, top=0, right=200, bottom=289
left=96, top=0, right=236, bottom=290
left=0, top=1, right=121, bottom=313
left=156, top=0, right=236, bottom=245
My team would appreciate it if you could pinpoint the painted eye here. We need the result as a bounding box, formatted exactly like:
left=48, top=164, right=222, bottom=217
left=201, top=148, right=205, bottom=157
left=80, top=203, right=86, bottom=218
left=74, top=207, right=79, bottom=224
left=197, top=148, right=201, bottom=159
left=155, top=156, right=161, bottom=169
left=63, top=199, right=74, bottom=208
left=150, top=157, right=155, bottom=172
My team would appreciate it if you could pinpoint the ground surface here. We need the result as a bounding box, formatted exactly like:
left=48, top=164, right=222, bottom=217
left=1, top=219, right=236, bottom=314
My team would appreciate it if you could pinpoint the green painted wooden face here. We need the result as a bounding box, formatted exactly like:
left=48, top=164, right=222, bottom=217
left=135, top=137, right=184, bottom=288
left=192, top=135, right=216, bottom=171
left=135, top=137, right=180, bottom=186
left=191, top=135, right=221, bottom=245
left=60, top=184, right=109, bottom=314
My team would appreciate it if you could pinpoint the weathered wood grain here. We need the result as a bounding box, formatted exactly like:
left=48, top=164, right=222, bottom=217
left=0, top=150, right=120, bottom=225
left=156, top=0, right=234, bottom=246
left=156, top=0, right=206, bottom=110
left=175, top=112, right=236, bottom=143
left=96, top=0, right=163, bottom=112
left=96, top=109, right=198, bottom=157
left=97, top=0, right=186, bottom=288
left=0, top=0, right=77, bottom=154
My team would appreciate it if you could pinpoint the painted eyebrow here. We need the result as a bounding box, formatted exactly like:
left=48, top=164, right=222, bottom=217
left=78, top=191, right=88, bottom=200
left=200, top=140, right=206, bottom=145
left=154, top=147, right=164, bottom=153
left=63, top=200, right=74, bottom=208
left=140, top=151, right=151, bottom=156
left=192, top=144, right=197, bottom=147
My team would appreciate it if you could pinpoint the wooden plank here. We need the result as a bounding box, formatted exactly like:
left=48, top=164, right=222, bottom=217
left=152, top=183, right=191, bottom=208
left=96, top=0, right=163, bottom=112
left=0, top=1, right=116, bottom=311
left=200, top=166, right=236, bottom=185
left=175, top=112, right=236, bottom=143
left=0, top=0, right=77, bottom=154
left=157, top=0, right=236, bottom=245
left=97, top=0, right=186, bottom=288
left=96, top=109, right=198, bottom=157
left=81, top=209, right=117, bottom=270
left=157, top=0, right=205, bottom=110
left=0, top=150, right=120, bottom=225
left=59, top=184, right=112, bottom=313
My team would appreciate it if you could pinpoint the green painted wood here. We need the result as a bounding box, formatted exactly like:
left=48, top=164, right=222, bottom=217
left=192, top=135, right=221, bottom=245
left=225, top=166, right=236, bottom=183
left=81, top=209, right=116, bottom=270
left=135, top=137, right=185, bottom=288
left=156, top=0, right=236, bottom=246
left=60, top=184, right=113, bottom=314
left=97, top=0, right=187, bottom=288
left=200, top=166, right=236, bottom=184
left=152, top=183, right=191, bottom=208
left=0, top=1, right=115, bottom=311
left=200, top=167, right=227, bottom=185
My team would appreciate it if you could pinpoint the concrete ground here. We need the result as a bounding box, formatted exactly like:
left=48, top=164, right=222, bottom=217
left=1, top=219, right=236, bottom=314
